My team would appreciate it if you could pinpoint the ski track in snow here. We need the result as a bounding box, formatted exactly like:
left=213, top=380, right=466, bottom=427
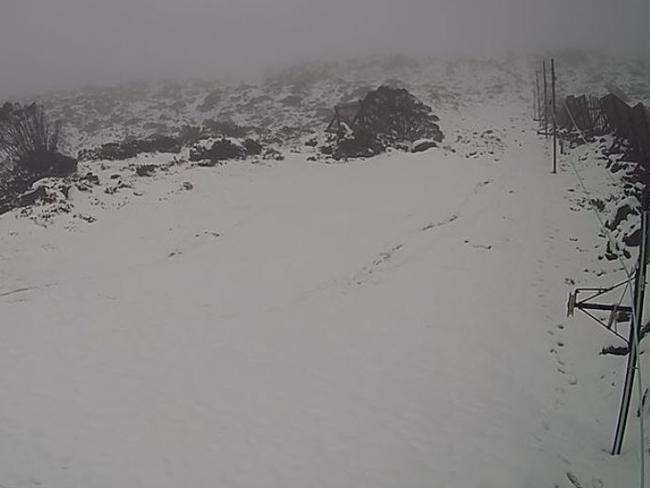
left=352, top=177, right=497, bottom=288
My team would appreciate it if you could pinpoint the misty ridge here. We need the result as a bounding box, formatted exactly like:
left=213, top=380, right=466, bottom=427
left=0, top=0, right=648, bottom=98
left=14, top=50, right=650, bottom=156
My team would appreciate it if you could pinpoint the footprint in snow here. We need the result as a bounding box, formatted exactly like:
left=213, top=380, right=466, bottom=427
left=354, top=243, right=405, bottom=285
left=422, top=214, right=458, bottom=231
left=464, top=240, right=492, bottom=251
left=591, top=479, right=604, bottom=488
left=194, top=231, right=221, bottom=239
left=566, top=472, right=583, bottom=488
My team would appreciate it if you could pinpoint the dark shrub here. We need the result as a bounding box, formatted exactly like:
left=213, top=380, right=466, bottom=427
left=243, top=139, right=263, bottom=156
left=135, top=164, right=157, bottom=177
left=333, top=129, right=382, bottom=160
left=190, top=139, right=246, bottom=163
left=177, top=125, right=204, bottom=146
left=83, top=135, right=182, bottom=161
left=361, top=86, right=443, bottom=145
left=326, top=85, right=444, bottom=160
left=203, top=120, right=251, bottom=138
left=0, top=103, right=63, bottom=162
left=18, top=150, right=77, bottom=178
left=0, top=102, right=77, bottom=214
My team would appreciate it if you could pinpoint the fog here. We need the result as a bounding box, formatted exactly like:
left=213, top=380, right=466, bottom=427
left=0, top=0, right=647, bottom=98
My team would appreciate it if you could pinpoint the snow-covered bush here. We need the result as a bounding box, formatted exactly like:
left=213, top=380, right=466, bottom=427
left=0, top=103, right=66, bottom=167
left=0, top=102, right=77, bottom=214
left=324, top=85, right=444, bottom=160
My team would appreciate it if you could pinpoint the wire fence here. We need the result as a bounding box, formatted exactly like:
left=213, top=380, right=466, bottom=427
left=536, top=57, right=649, bottom=487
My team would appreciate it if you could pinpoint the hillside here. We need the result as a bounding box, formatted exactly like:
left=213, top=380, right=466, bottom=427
left=0, top=52, right=649, bottom=488
left=31, top=55, right=529, bottom=152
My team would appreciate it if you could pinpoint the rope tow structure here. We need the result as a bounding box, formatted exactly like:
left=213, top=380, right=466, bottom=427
left=567, top=280, right=632, bottom=344
left=559, top=91, right=648, bottom=484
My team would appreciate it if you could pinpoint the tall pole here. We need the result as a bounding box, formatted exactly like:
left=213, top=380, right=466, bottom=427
left=612, top=187, right=650, bottom=455
left=535, top=69, right=541, bottom=122
left=543, top=61, right=548, bottom=138
left=531, top=87, right=536, bottom=121
left=552, top=59, right=557, bottom=174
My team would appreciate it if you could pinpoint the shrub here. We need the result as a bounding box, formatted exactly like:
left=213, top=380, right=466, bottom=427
left=0, top=103, right=62, bottom=162
left=189, top=139, right=246, bottom=162
left=81, top=135, right=182, bottom=161
left=361, top=86, right=443, bottom=145
left=0, top=102, right=77, bottom=214
left=0, top=102, right=76, bottom=179
left=324, top=85, right=444, bottom=160
left=243, top=138, right=263, bottom=156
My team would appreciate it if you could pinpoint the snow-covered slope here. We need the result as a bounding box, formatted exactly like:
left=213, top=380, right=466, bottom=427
left=1, top=53, right=649, bottom=487
left=29, top=54, right=531, bottom=155
left=29, top=51, right=648, bottom=158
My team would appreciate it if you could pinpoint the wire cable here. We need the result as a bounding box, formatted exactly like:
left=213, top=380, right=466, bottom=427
left=560, top=100, right=646, bottom=487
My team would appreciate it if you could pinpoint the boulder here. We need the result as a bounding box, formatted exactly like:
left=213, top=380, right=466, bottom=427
left=624, top=228, right=642, bottom=247
left=332, top=129, right=382, bottom=160
left=15, top=185, right=47, bottom=207
left=135, top=164, right=157, bottom=177
left=606, top=200, right=638, bottom=231
left=74, top=172, right=100, bottom=191
left=412, top=139, right=438, bottom=153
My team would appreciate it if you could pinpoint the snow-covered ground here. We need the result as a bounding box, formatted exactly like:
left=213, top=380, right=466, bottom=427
left=1, top=64, right=649, bottom=486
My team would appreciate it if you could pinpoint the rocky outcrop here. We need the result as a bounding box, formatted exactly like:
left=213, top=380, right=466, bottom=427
left=412, top=139, right=439, bottom=153
left=0, top=151, right=78, bottom=215
left=80, top=135, right=181, bottom=161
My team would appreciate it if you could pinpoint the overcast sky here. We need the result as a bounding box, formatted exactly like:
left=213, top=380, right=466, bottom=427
left=0, top=0, right=647, bottom=97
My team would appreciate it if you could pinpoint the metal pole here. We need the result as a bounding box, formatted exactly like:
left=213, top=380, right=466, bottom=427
left=535, top=69, right=541, bottom=122
left=530, top=87, right=535, bottom=120
left=552, top=59, right=557, bottom=174
left=543, top=61, right=548, bottom=138
left=612, top=188, right=650, bottom=455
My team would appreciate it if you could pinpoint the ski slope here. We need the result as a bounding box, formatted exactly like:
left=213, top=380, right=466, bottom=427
left=0, top=103, right=646, bottom=487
